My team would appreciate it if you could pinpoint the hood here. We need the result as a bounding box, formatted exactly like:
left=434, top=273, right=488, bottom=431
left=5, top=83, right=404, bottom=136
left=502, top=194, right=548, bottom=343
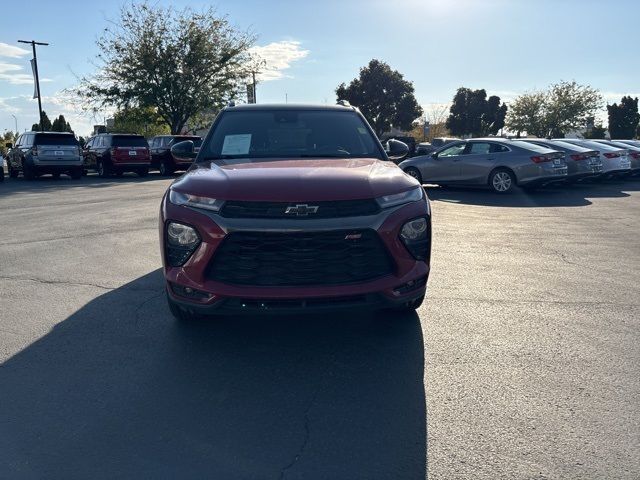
left=170, top=158, right=419, bottom=202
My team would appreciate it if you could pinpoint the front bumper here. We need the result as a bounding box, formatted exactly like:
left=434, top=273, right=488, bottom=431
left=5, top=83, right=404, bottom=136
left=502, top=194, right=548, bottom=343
left=160, top=196, right=431, bottom=313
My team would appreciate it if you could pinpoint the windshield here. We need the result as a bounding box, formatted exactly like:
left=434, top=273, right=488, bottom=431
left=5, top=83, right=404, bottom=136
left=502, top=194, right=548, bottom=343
left=112, top=135, right=148, bottom=147
left=34, top=134, right=78, bottom=146
left=201, top=109, right=383, bottom=162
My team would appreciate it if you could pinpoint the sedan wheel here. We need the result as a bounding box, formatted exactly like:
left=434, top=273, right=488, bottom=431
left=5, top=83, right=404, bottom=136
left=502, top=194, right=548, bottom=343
left=404, top=167, right=422, bottom=184
left=490, top=169, right=515, bottom=193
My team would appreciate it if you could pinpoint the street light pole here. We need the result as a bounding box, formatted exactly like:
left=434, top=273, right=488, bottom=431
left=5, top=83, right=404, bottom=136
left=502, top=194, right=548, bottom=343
left=18, top=40, right=49, bottom=132
left=11, top=114, right=18, bottom=133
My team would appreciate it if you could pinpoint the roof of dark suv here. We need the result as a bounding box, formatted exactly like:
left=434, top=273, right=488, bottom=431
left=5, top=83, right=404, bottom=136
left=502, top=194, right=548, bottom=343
left=223, top=103, right=356, bottom=112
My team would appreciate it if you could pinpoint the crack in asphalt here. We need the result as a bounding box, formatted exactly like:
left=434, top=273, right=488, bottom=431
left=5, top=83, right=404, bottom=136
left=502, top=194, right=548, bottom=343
left=0, top=275, right=160, bottom=293
left=134, top=289, right=166, bottom=326
left=427, top=295, right=640, bottom=307
left=278, top=392, right=316, bottom=480
left=0, top=226, right=156, bottom=247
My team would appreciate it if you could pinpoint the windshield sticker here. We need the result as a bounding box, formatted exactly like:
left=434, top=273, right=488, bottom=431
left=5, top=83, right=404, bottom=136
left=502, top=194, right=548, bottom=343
left=222, top=134, right=251, bottom=155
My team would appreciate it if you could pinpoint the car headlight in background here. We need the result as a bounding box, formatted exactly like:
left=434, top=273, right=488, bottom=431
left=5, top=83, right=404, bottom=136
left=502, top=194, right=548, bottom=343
left=169, top=189, right=224, bottom=212
left=377, top=186, right=423, bottom=209
left=399, top=217, right=430, bottom=261
left=165, top=221, right=201, bottom=266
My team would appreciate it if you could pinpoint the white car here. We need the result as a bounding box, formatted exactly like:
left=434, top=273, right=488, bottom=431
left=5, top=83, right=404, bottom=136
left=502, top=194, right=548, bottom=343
left=555, top=139, right=631, bottom=177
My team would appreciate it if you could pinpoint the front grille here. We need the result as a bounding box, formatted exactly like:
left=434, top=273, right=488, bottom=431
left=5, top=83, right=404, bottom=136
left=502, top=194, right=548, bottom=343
left=207, top=229, right=393, bottom=286
left=220, top=199, right=380, bottom=219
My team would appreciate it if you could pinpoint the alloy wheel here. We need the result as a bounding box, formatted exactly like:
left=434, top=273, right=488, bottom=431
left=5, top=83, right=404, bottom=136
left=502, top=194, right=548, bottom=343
left=492, top=171, right=512, bottom=192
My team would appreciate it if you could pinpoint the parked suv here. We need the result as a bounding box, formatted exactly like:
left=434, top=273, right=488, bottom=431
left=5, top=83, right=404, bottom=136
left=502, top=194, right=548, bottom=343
left=83, top=133, right=150, bottom=177
left=160, top=104, right=431, bottom=320
left=149, top=135, right=202, bottom=175
left=6, top=132, right=83, bottom=180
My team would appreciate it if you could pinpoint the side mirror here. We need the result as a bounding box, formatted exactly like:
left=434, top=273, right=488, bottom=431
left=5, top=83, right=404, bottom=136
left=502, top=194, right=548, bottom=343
left=385, top=139, right=409, bottom=162
left=5, top=143, right=13, bottom=148
left=171, top=140, right=197, bottom=162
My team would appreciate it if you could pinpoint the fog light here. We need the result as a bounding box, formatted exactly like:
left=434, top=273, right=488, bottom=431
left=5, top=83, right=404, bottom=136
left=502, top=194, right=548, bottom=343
left=170, top=283, right=212, bottom=300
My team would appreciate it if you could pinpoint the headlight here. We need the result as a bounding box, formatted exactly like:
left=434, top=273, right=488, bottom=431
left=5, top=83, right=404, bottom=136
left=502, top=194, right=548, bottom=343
left=169, top=189, right=224, bottom=212
left=399, top=217, right=430, bottom=261
left=377, top=186, right=423, bottom=209
left=165, top=221, right=201, bottom=267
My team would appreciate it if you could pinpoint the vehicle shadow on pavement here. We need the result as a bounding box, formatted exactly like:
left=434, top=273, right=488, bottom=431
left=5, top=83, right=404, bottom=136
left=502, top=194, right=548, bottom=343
left=0, top=270, right=427, bottom=479
left=425, top=177, right=639, bottom=208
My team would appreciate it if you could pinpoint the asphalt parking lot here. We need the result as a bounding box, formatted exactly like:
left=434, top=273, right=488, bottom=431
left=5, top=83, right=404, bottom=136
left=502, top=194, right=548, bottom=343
left=0, top=174, right=638, bottom=479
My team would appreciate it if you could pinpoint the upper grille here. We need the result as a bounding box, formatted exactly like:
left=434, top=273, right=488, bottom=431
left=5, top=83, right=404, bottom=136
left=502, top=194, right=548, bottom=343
left=220, top=199, right=380, bottom=219
left=207, top=229, right=393, bottom=286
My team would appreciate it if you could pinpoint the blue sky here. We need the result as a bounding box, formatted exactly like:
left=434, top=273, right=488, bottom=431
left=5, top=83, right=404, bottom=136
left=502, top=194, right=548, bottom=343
left=1, top=0, right=638, bottom=136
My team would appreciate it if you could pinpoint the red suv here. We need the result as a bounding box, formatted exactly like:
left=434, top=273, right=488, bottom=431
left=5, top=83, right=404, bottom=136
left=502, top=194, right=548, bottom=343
left=149, top=135, right=202, bottom=176
left=159, top=104, right=431, bottom=320
left=83, top=133, right=151, bottom=177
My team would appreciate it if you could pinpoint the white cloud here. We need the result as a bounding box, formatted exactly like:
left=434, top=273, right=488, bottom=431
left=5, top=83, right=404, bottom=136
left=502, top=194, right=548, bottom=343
left=250, top=40, right=310, bottom=82
left=0, top=60, right=53, bottom=85
left=0, top=63, right=22, bottom=73
left=0, top=42, right=30, bottom=58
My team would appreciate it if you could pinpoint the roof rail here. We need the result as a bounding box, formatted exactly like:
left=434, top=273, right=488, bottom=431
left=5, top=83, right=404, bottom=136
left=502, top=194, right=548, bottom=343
left=337, top=100, right=351, bottom=107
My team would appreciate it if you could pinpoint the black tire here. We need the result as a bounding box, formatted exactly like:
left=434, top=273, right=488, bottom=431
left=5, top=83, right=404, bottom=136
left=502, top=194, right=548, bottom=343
left=159, top=159, right=174, bottom=176
left=23, top=161, right=36, bottom=180
left=404, top=167, right=422, bottom=184
left=136, top=167, right=149, bottom=177
left=0, top=166, right=4, bottom=182
left=97, top=159, right=110, bottom=178
left=392, top=295, right=425, bottom=313
left=70, top=168, right=83, bottom=180
left=489, top=168, right=515, bottom=193
left=167, top=291, right=200, bottom=322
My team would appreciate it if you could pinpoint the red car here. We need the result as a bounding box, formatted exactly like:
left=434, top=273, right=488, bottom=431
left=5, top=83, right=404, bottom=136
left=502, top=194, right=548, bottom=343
left=159, top=104, right=431, bottom=320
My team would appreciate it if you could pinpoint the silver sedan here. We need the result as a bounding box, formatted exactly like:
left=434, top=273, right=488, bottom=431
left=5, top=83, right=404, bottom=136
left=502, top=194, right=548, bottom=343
left=399, top=138, right=567, bottom=193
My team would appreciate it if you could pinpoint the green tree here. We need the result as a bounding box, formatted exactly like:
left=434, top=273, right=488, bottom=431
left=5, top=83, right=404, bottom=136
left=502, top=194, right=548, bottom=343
left=74, top=2, right=255, bottom=134
left=482, top=95, right=508, bottom=135
left=505, top=91, right=547, bottom=137
left=446, top=88, right=507, bottom=137
left=545, top=81, right=602, bottom=137
left=111, top=106, right=170, bottom=137
left=31, top=111, right=52, bottom=131
left=506, top=81, right=602, bottom=137
left=336, top=59, right=423, bottom=137
left=607, top=96, right=639, bottom=139
left=583, top=124, right=607, bottom=139
left=51, top=115, right=73, bottom=133
left=1, top=131, right=18, bottom=157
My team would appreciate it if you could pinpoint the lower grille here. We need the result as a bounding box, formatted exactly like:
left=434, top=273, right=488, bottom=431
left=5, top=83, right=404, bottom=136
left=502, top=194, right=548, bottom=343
left=207, top=229, right=393, bottom=286
left=223, top=295, right=369, bottom=311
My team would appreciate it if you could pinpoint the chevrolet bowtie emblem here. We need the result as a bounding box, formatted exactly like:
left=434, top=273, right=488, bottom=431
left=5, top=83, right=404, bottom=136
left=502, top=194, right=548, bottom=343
left=285, top=204, right=319, bottom=216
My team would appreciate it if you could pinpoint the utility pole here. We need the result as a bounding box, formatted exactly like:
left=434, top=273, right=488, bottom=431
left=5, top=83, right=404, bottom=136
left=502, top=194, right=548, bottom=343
left=252, top=71, right=257, bottom=104
left=11, top=114, right=18, bottom=133
left=18, top=40, right=48, bottom=131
